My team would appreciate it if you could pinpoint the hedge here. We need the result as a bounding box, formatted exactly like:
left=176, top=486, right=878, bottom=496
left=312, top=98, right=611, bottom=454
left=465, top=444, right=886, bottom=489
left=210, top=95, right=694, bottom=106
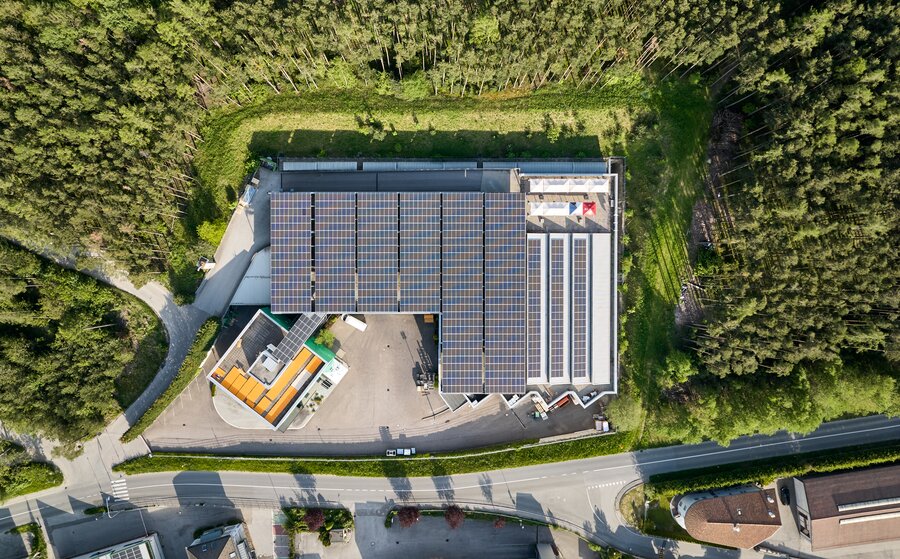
left=121, top=319, right=220, bottom=442
left=113, top=431, right=636, bottom=477
left=646, top=440, right=900, bottom=498
left=0, top=462, right=63, bottom=502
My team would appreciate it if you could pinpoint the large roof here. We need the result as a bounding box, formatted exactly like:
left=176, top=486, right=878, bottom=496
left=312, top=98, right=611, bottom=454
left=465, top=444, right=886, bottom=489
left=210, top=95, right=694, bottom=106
left=798, top=463, right=900, bottom=550
left=683, top=489, right=781, bottom=549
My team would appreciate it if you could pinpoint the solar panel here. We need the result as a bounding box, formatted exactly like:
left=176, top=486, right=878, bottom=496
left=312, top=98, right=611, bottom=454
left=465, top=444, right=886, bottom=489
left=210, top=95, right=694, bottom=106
left=357, top=192, right=398, bottom=312
left=571, top=235, right=590, bottom=381
left=440, top=192, right=484, bottom=393
left=549, top=235, right=568, bottom=381
left=271, top=312, right=327, bottom=365
left=526, top=235, right=546, bottom=383
left=484, top=193, right=526, bottom=393
left=314, top=192, right=357, bottom=312
left=400, top=192, right=441, bottom=312
left=271, top=192, right=312, bottom=313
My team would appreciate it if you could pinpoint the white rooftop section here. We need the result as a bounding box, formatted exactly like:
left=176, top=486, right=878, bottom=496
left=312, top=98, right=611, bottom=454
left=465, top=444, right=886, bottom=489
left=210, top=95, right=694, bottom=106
left=528, top=175, right=613, bottom=194
left=230, top=247, right=271, bottom=306
left=484, top=160, right=607, bottom=175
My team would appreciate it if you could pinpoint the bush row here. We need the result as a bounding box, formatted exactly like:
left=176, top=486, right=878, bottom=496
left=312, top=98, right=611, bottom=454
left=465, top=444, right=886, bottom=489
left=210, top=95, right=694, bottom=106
left=0, top=462, right=63, bottom=503
left=114, top=432, right=636, bottom=477
left=121, top=319, right=221, bottom=443
left=647, top=440, right=900, bottom=498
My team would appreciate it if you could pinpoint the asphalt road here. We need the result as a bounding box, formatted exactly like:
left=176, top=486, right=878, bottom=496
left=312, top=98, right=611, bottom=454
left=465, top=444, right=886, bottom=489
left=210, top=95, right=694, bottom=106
left=2, top=415, right=898, bottom=559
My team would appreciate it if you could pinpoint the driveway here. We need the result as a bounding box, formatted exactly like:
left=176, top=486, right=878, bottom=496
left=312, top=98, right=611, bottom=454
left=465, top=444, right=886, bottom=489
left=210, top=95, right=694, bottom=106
left=141, top=313, right=596, bottom=456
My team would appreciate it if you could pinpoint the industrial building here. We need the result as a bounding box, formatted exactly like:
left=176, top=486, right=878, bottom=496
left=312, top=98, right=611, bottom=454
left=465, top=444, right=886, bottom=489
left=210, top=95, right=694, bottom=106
left=267, top=159, right=619, bottom=397
left=791, top=463, right=900, bottom=550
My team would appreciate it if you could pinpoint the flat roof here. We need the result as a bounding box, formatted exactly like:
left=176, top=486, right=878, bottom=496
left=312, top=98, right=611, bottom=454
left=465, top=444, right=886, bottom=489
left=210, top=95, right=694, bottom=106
left=208, top=309, right=329, bottom=430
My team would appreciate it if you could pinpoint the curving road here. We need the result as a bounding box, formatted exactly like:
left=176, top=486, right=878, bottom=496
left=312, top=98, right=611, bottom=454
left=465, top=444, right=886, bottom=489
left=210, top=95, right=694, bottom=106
left=2, top=415, right=898, bottom=558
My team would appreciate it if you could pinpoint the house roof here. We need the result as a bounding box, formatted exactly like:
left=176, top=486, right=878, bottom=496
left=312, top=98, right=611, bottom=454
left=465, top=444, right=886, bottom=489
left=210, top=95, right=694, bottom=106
left=185, top=535, right=237, bottom=559
left=799, top=463, right=900, bottom=550
left=683, top=489, right=781, bottom=549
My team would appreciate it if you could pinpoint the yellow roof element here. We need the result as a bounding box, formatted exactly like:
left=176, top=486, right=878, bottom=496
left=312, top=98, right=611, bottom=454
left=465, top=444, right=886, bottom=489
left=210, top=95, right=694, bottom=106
left=221, top=367, right=243, bottom=390
left=307, top=356, right=324, bottom=373
left=266, top=348, right=311, bottom=400
left=229, top=374, right=250, bottom=394
left=254, top=396, right=273, bottom=415
left=212, top=367, right=227, bottom=382
left=265, top=387, right=298, bottom=424
left=235, top=377, right=259, bottom=401
left=246, top=382, right=266, bottom=404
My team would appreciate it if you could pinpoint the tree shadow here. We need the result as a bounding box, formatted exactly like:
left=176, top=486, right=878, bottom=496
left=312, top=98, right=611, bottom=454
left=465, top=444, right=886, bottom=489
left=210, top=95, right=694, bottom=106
left=250, top=129, right=601, bottom=160
left=430, top=462, right=455, bottom=503
left=478, top=473, right=493, bottom=502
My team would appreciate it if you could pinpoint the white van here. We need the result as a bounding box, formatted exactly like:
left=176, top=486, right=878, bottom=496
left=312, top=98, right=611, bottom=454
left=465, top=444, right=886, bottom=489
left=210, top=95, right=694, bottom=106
left=340, top=314, right=368, bottom=332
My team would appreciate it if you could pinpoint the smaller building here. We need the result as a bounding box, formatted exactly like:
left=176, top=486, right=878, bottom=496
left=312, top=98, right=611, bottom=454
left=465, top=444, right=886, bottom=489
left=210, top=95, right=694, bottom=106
left=672, top=485, right=781, bottom=549
left=792, top=463, right=900, bottom=550
left=185, top=523, right=253, bottom=559
left=67, top=534, right=164, bottom=559
left=208, top=309, right=348, bottom=430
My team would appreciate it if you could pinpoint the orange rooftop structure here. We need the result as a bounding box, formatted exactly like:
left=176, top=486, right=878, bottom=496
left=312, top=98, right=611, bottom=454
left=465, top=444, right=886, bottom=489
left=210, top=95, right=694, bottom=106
left=208, top=309, right=346, bottom=430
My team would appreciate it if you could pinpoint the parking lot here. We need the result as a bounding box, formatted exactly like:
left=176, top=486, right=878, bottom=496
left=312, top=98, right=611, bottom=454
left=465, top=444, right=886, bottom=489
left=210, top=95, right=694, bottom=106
left=143, top=313, right=596, bottom=456
left=47, top=506, right=274, bottom=559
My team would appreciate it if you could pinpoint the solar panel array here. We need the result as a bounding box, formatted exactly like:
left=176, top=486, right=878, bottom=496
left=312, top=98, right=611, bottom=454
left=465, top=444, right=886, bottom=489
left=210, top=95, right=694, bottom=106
left=271, top=193, right=312, bottom=313
left=571, top=236, right=589, bottom=380
left=484, top=193, right=526, bottom=393
left=526, top=236, right=545, bottom=382
left=440, top=192, right=485, bottom=393
left=357, top=192, right=399, bottom=312
left=399, top=193, right=441, bottom=312
left=549, top=236, right=567, bottom=381
left=314, top=192, right=357, bottom=311
left=272, top=312, right=328, bottom=364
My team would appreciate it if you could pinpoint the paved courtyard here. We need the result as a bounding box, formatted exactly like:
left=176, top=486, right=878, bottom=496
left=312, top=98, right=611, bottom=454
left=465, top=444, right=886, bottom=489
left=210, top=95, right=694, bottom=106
left=143, top=313, right=596, bottom=456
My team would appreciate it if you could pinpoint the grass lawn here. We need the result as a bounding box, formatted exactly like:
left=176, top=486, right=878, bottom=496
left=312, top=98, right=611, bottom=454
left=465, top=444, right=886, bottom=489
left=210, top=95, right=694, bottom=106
left=0, top=441, right=63, bottom=502
left=114, top=297, right=169, bottom=409
left=618, top=483, right=703, bottom=545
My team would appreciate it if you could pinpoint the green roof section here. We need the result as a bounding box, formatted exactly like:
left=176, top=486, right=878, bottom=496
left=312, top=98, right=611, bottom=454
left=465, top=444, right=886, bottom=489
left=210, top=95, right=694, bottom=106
left=304, top=337, right=336, bottom=362
left=261, top=307, right=295, bottom=331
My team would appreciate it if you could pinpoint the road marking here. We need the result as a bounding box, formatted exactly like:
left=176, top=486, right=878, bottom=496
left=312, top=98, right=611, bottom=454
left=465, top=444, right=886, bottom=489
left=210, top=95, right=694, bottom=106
left=111, top=479, right=130, bottom=500
left=587, top=481, right=627, bottom=490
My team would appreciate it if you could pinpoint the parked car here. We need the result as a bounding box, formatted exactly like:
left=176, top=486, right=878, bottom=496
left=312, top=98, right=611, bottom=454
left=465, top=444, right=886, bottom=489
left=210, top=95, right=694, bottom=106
left=385, top=449, right=397, bottom=457
left=779, top=485, right=791, bottom=506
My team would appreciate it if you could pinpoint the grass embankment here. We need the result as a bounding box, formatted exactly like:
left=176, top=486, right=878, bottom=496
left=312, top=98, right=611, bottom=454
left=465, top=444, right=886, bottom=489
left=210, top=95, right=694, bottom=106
left=0, top=441, right=63, bottom=502
left=114, top=432, right=635, bottom=477
left=121, top=319, right=220, bottom=443
left=646, top=439, right=900, bottom=499
left=614, top=78, right=712, bottom=446
left=618, top=484, right=703, bottom=544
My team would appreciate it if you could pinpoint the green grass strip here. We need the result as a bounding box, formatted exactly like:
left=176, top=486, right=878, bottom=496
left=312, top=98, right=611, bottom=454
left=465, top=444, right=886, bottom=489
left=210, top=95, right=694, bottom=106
left=0, top=462, right=63, bottom=503
left=121, top=319, right=220, bottom=443
left=647, top=440, right=900, bottom=499
left=114, top=432, right=636, bottom=477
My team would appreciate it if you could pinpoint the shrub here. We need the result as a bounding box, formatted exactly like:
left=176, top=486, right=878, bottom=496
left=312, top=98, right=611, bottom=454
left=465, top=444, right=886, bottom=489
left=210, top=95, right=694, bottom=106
left=121, top=318, right=220, bottom=442
left=493, top=516, right=506, bottom=529
left=397, top=506, right=420, bottom=528
left=304, top=508, right=325, bottom=532
left=444, top=505, right=465, bottom=529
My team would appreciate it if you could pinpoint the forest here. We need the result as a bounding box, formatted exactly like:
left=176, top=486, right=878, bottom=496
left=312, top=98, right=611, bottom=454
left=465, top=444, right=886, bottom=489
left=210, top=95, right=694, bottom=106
left=0, top=0, right=896, bottom=445
left=0, top=240, right=166, bottom=447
